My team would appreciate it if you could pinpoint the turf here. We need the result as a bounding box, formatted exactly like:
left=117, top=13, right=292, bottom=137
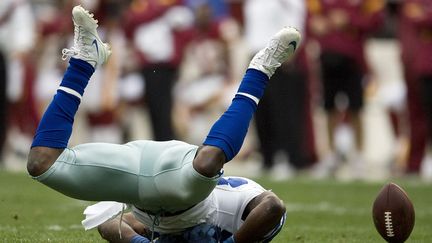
left=0, top=170, right=431, bottom=242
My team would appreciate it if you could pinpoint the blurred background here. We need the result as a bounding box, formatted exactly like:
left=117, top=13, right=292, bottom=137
left=0, top=0, right=431, bottom=183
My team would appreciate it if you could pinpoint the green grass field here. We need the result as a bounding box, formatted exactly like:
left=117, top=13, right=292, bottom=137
left=1, top=170, right=431, bottom=242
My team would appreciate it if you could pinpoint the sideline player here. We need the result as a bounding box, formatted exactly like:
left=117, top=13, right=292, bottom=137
left=26, top=5, right=300, bottom=243
left=86, top=176, right=285, bottom=243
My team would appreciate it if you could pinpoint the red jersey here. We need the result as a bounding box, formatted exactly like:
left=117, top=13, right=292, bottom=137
left=123, top=0, right=192, bottom=67
left=307, top=0, right=385, bottom=70
left=399, top=0, right=432, bottom=76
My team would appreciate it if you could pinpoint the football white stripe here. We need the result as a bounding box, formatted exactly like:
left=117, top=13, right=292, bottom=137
left=384, top=211, right=395, bottom=237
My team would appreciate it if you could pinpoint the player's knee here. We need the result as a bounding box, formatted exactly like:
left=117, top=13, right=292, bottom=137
left=27, top=147, right=62, bottom=176
left=262, top=192, right=286, bottom=219
left=27, top=149, right=50, bottom=176
left=193, top=146, right=225, bottom=177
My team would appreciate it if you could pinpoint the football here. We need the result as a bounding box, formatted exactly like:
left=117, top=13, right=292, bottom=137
left=372, top=183, right=415, bottom=242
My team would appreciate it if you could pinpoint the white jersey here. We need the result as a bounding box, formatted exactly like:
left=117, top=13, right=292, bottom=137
left=132, top=176, right=265, bottom=234
left=82, top=176, right=266, bottom=234
left=243, top=0, right=305, bottom=53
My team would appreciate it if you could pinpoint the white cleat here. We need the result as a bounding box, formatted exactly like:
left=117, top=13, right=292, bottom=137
left=62, top=5, right=111, bottom=68
left=248, top=27, right=301, bottom=78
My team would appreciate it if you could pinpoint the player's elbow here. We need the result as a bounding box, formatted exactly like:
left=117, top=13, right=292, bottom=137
left=27, top=147, right=63, bottom=176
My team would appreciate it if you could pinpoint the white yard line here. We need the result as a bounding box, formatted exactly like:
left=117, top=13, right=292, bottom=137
left=285, top=201, right=366, bottom=215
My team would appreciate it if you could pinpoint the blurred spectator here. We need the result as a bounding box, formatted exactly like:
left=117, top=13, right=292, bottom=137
left=185, top=0, right=229, bottom=21
left=225, top=0, right=243, bottom=26
left=34, top=1, right=71, bottom=119
left=307, top=0, right=385, bottom=178
left=173, top=2, right=230, bottom=144
left=366, top=0, right=409, bottom=175
left=398, top=0, right=432, bottom=180
left=123, top=0, right=194, bottom=141
left=243, top=0, right=316, bottom=179
left=0, top=0, right=36, bottom=167
left=80, top=0, right=128, bottom=144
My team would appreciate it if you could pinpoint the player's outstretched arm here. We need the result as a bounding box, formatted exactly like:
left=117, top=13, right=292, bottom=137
left=27, top=6, right=111, bottom=176
left=192, top=27, right=301, bottom=177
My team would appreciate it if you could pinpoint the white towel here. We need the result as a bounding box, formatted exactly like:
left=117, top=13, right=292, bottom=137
left=81, top=201, right=126, bottom=230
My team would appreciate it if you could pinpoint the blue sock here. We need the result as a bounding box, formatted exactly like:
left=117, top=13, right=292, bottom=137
left=31, top=58, right=94, bottom=148
left=130, top=235, right=150, bottom=243
left=203, top=69, right=268, bottom=161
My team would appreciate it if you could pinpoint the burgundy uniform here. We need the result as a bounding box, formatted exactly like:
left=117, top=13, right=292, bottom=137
left=123, top=0, right=193, bottom=141
left=307, top=0, right=385, bottom=111
left=308, top=0, right=384, bottom=70
left=399, top=0, right=432, bottom=173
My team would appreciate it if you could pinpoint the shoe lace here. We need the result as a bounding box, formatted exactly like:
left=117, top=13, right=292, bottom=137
left=62, top=23, right=81, bottom=60
left=61, top=48, right=78, bottom=60
left=265, top=40, right=288, bottom=68
left=258, top=39, right=284, bottom=69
